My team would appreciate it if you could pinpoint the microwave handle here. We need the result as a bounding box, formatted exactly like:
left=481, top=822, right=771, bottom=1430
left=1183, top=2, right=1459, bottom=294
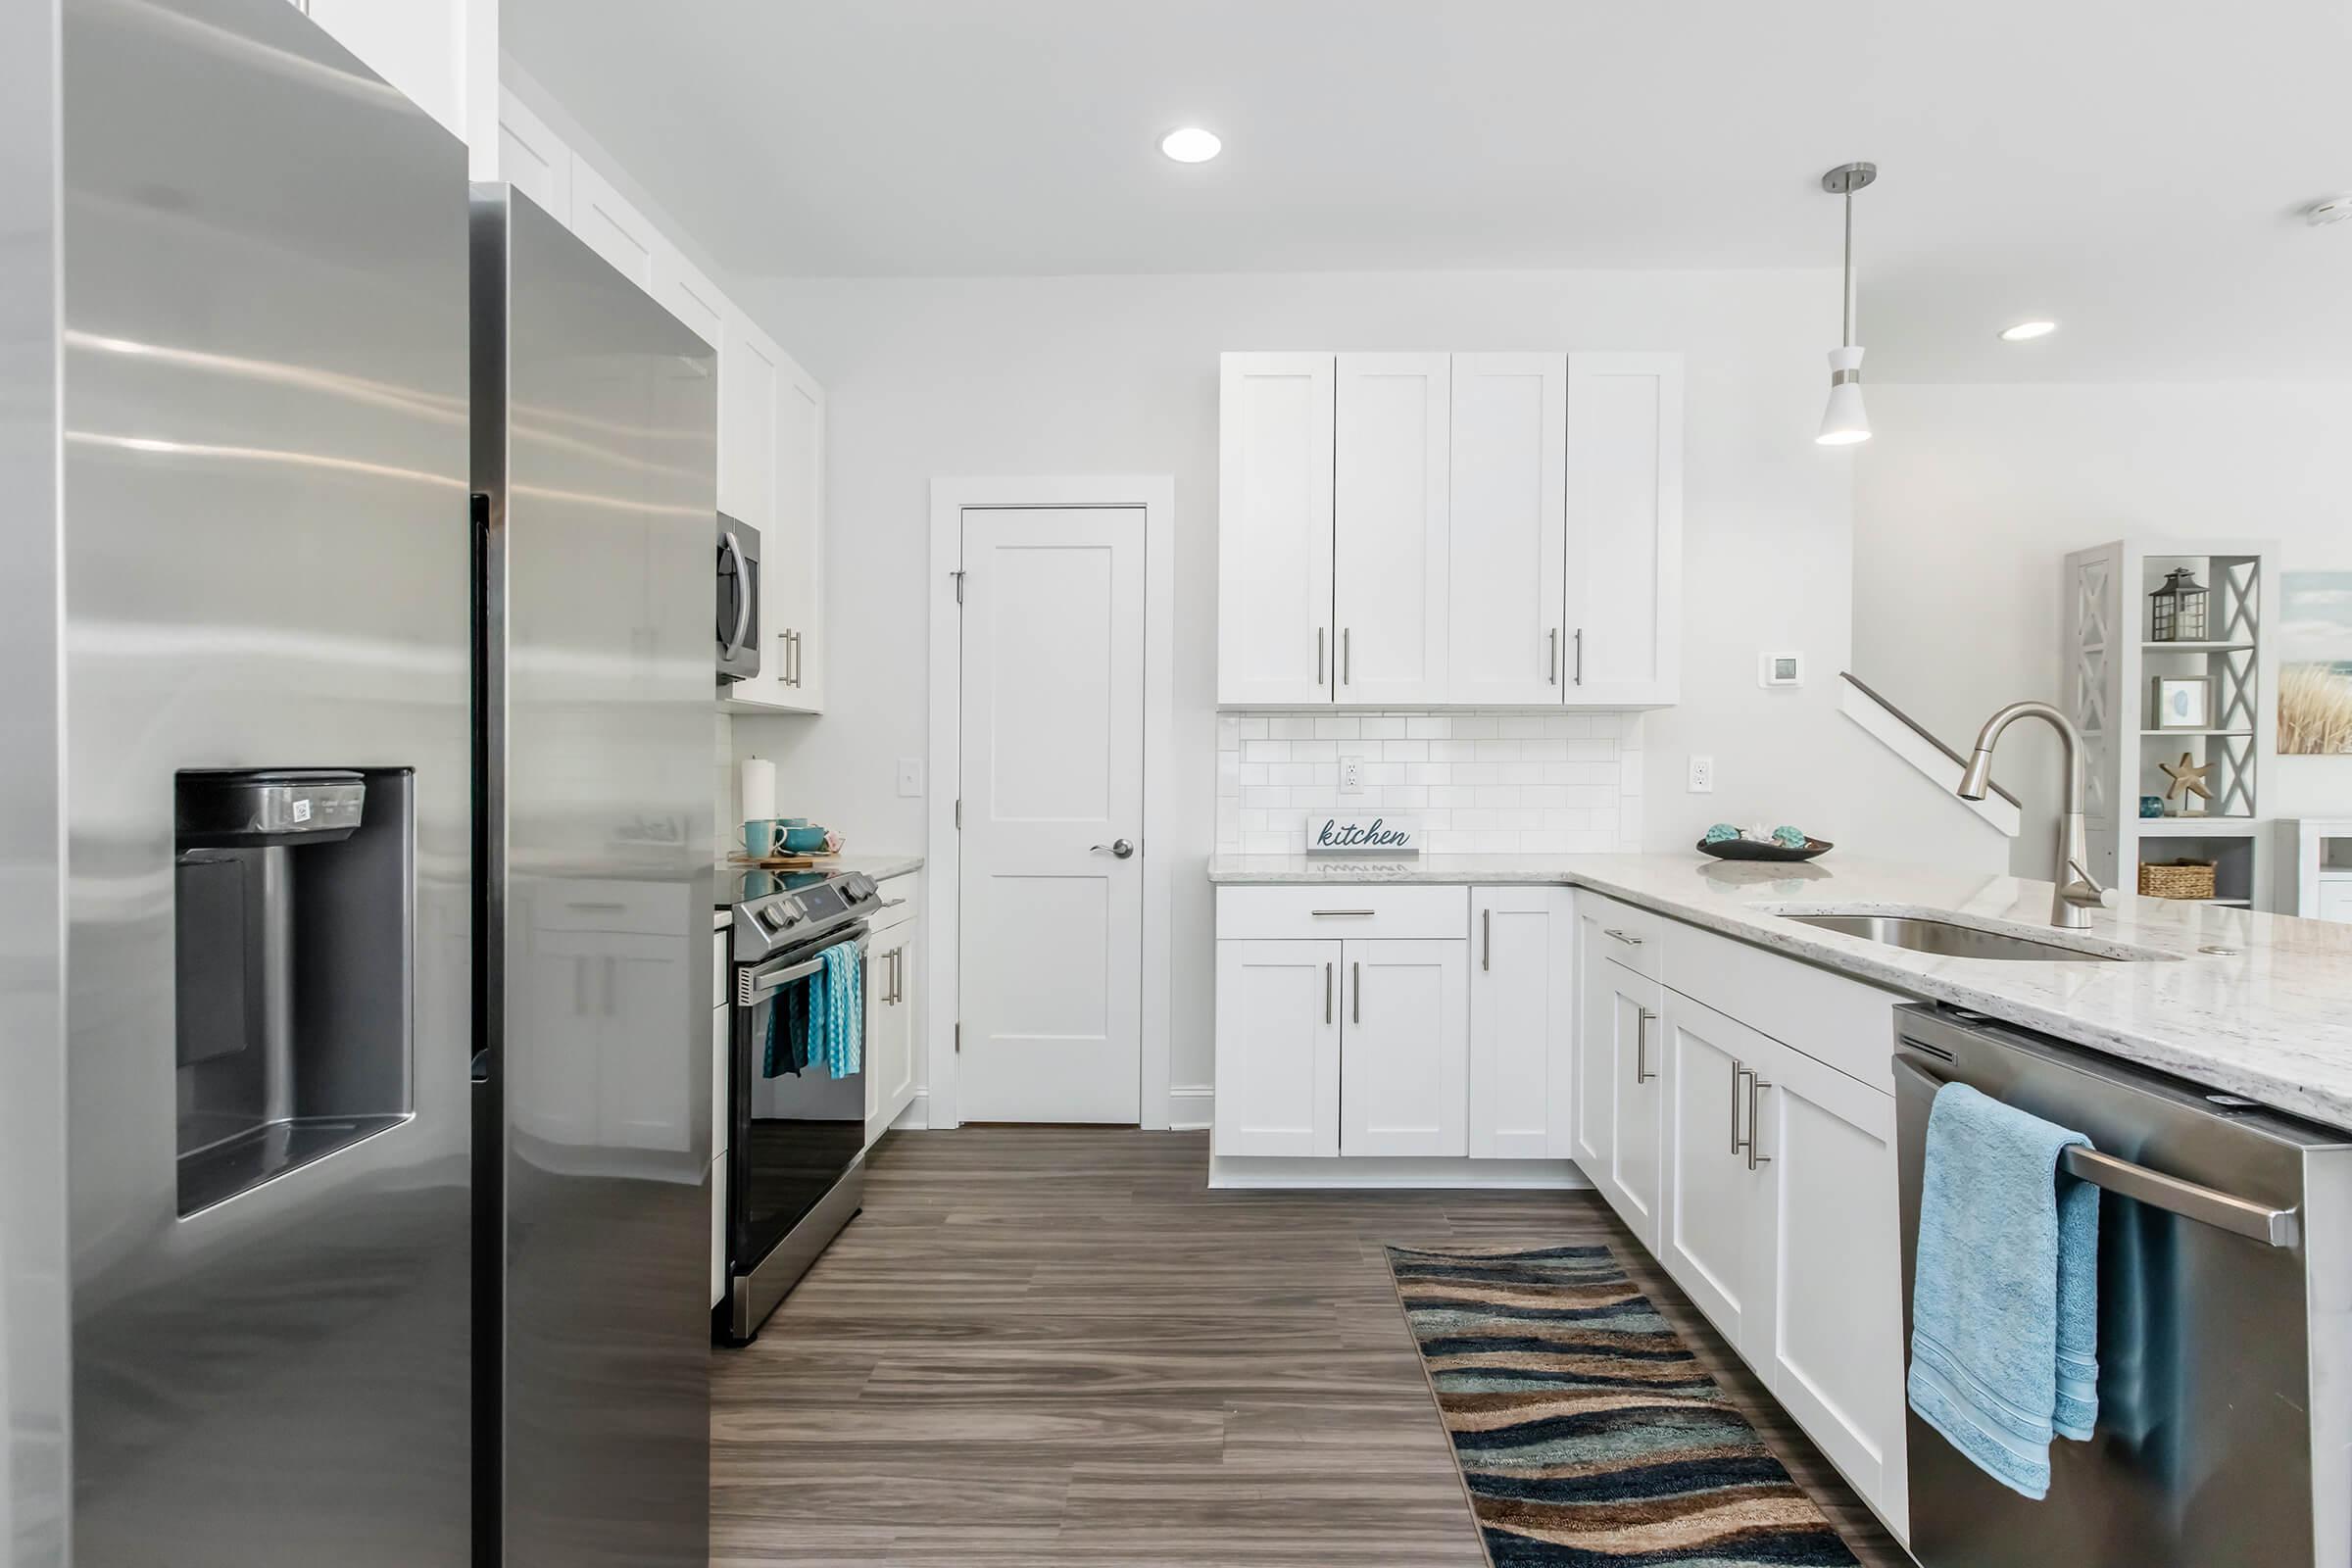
left=720, top=529, right=753, bottom=659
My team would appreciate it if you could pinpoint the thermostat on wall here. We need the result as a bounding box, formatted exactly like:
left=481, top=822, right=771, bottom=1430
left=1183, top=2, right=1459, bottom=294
left=1759, top=653, right=1804, bottom=688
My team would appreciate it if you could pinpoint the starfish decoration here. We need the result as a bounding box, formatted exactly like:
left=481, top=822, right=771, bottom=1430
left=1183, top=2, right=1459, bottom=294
left=2159, top=752, right=2215, bottom=808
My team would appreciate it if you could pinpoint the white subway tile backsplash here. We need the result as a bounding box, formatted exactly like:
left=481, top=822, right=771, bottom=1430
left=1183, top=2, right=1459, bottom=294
left=1214, top=709, right=1643, bottom=856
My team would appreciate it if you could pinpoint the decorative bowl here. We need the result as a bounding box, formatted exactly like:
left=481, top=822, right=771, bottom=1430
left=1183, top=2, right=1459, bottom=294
left=1696, top=836, right=1833, bottom=862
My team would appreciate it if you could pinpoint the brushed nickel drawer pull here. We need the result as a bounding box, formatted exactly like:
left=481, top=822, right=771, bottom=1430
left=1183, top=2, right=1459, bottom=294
left=1311, top=908, right=1376, bottom=917
left=1604, top=927, right=1643, bottom=947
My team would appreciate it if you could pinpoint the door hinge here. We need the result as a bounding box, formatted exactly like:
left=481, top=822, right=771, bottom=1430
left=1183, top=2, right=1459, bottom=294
left=954, top=1023, right=961, bottom=1054
left=952, top=569, right=964, bottom=606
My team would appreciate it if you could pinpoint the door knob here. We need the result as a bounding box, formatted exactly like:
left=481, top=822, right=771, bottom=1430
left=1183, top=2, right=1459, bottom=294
left=1090, top=838, right=1137, bottom=859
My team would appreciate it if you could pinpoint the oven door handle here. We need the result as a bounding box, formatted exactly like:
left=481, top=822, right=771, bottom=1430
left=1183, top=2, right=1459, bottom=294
left=737, top=931, right=871, bottom=1005
left=1893, top=1055, right=2299, bottom=1248
left=720, top=529, right=753, bottom=659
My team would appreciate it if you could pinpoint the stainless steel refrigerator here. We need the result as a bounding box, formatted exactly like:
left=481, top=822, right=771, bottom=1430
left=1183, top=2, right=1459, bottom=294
left=0, top=1, right=712, bottom=1563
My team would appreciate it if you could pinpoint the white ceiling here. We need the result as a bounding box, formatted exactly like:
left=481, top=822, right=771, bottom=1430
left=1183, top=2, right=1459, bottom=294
left=507, top=0, right=2352, bottom=381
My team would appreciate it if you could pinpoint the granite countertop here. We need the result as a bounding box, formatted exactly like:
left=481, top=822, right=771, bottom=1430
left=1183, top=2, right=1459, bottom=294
left=1208, top=851, right=2352, bottom=1129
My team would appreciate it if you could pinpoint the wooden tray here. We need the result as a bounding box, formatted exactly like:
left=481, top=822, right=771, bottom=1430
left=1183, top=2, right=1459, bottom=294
left=727, top=852, right=839, bottom=871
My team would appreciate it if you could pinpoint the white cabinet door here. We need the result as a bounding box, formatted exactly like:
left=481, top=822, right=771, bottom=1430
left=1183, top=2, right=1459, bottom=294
left=1576, top=919, right=1663, bottom=1248
left=304, top=0, right=466, bottom=138
left=866, top=929, right=918, bottom=1145
left=1448, top=354, right=1567, bottom=705
left=1751, top=1037, right=1908, bottom=1538
left=497, top=89, right=571, bottom=220
left=1334, top=354, right=1450, bottom=706
left=652, top=245, right=725, bottom=349
left=1214, top=941, right=1341, bottom=1156
left=2320, top=881, right=2352, bottom=923
left=567, top=159, right=658, bottom=292
left=1339, top=939, right=1467, bottom=1157
left=1563, top=353, right=1682, bottom=706
left=1468, top=886, right=1575, bottom=1159
left=595, top=939, right=693, bottom=1152
left=1657, top=992, right=1769, bottom=1347
left=1217, top=354, right=1335, bottom=705
left=766, top=361, right=826, bottom=710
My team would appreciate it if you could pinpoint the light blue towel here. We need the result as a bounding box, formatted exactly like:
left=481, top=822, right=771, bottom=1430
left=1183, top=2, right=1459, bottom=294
left=1906, top=1082, right=2099, bottom=1500
left=808, top=941, right=861, bottom=1079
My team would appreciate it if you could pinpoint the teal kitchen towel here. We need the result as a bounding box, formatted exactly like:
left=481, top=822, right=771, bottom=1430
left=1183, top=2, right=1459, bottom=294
left=809, top=941, right=861, bottom=1079
left=1906, top=1081, right=2099, bottom=1499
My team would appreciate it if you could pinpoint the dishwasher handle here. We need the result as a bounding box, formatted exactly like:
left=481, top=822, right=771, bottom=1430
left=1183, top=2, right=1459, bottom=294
left=1893, top=1055, right=2301, bottom=1250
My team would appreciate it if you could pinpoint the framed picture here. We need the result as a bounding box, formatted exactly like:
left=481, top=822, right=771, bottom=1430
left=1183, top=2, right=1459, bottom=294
left=2150, top=676, right=2212, bottom=730
left=2280, top=571, right=2352, bottom=755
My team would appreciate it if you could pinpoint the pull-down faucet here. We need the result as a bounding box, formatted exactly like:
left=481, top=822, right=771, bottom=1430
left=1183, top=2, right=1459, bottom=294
left=1956, top=701, right=2117, bottom=930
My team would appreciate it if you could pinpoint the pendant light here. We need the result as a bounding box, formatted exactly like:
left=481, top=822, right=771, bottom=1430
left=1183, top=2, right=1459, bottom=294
left=1816, top=161, right=1877, bottom=446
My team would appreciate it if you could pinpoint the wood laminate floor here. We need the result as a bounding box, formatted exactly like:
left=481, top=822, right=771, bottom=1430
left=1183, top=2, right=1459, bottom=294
left=710, top=1128, right=1910, bottom=1567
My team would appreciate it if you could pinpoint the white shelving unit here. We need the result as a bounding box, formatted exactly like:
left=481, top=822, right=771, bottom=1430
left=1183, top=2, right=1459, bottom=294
left=2064, top=538, right=2279, bottom=911
left=2278, top=819, right=2352, bottom=923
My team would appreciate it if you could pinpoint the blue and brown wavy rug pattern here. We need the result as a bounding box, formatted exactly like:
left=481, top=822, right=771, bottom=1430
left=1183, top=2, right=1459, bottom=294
left=1387, top=1243, right=1861, bottom=1567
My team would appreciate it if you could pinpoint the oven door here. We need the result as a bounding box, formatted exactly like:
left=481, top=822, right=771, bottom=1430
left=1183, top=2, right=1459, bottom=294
left=728, top=929, right=867, bottom=1278
left=716, top=515, right=761, bottom=683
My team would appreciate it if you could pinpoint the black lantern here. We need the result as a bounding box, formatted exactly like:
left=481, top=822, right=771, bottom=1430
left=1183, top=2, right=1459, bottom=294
left=2149, top=568, right=2208, bottom=643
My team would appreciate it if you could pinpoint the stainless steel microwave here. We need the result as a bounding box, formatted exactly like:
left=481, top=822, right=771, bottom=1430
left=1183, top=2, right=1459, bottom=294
left=717, top=514, right=760, bottom=684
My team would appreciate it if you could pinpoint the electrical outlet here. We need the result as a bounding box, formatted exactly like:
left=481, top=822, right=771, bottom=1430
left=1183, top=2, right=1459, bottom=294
left=1688, top=754, right=1715, bottom=793
left=897, top=758, right=923, bottom=798
left=1340, top=757, right=1364, bottom=795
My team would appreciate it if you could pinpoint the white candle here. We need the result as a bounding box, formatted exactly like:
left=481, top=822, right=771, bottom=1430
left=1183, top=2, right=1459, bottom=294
left=739, top=756, right=776, bottom=822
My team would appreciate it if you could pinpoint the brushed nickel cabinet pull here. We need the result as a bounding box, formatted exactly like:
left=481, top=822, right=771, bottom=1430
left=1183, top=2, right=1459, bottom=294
left=1482, top=908, right=1492, bottom=971
left=1730, top=1058, right=1744, bottom=1154
left=1746, top=1070, right=1772, bottom=1170
left=1311, top=908, right=1376, bottom=917
left=1324, top=961, right=1333, bottom=1024
left=1343, top=627, right=1351, bottom=686
left=1317, top=627, right=1326, bottom=687
left=1549, top=627, right=1559, bottom=685
left=1352, top=961, right=1360, bottom=1024
left=1604, top=928, right=1643, bottom=947
left=1635, top=1005, right=1656, bottom=1083
left=1574, top=627, right=1585, bottom=686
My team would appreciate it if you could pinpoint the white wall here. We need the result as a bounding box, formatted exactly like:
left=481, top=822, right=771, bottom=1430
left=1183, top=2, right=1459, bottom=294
left=734, top=269, right=2004, bottom=1104
left=1856, top=382, right=2352, bottom=879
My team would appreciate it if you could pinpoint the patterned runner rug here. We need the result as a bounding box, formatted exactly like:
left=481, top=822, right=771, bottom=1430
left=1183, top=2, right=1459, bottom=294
left=1387, top=1243, right=1861, bottom=1567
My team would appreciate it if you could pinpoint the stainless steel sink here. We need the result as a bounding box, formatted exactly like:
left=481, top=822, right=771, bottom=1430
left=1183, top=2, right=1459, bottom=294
left=1778, top=912, right=2133, bottom=962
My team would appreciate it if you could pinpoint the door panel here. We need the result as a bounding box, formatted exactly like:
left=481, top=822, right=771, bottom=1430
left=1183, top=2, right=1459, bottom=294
left=1217, top=353, right=1334, bottom=704
left=1469, top=887, right=1573, bottom=1158
left=1573, top=914, right=1623, bottom=1204
left=1213, top=941, right=1340, bottom=1157
left=1334, top=354, right=1449, bottom=705
left=1564, top=354, right=1682, bottom=705
left=1609, top=970, right=1664, bottom=1248
left=1340, top=939, right=1467, bottom=1157
left=960, top=508, right=1145, bottom=1123
left=1449, top=354, right=1566, bottom=704
left=1755, top=1041, right=1908, bottom=1534
left=1658, top=994, right=1766, bottom=1345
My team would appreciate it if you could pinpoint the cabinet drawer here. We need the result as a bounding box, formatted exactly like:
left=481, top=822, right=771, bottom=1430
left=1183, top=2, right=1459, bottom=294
left=870, top=871, right=918, bottom=935
left=1663, top=919, right=1910, bottom=1094
left=1216, top=884, right=1469, bottom=942
left=1580, top=892, right=1663, bottom=979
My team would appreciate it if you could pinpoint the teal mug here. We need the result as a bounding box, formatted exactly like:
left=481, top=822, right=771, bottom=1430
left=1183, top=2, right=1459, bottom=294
left=743, top=817, right=790, bottom=858
left=782, top=824, right=828, bottom=854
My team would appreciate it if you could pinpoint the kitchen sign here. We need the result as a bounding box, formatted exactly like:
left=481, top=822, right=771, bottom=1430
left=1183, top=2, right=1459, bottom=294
left=1307, top=814, right=1419, bottom=857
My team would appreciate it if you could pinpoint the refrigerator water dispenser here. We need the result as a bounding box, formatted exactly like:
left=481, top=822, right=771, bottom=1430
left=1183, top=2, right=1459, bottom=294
left=173, top=767, right=416, bottom=1215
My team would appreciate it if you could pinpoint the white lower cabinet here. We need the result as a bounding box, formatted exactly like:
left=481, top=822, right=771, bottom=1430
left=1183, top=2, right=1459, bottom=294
left=1469, top=887, right=1576, bottom=1158
left=865, top=927, right=918, bottom=1147
left=1657, top=993, right=1767, bottom=1342
left=1576, top=914, right=1663, bottom=1250
left=1214, top=939, right=1342, bottom=1156
left=1339, top=940, right=1468, bottom=1157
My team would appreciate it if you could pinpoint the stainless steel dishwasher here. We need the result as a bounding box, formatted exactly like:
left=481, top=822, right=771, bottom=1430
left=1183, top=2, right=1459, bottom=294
left=1893, top=1004, right=2352, bottom=1568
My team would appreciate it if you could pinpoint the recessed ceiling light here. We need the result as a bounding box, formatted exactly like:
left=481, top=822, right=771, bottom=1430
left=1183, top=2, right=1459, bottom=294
left=1999, top=319, right=2058, bottom=342
left=1159, top=127, right=1221, bottom=164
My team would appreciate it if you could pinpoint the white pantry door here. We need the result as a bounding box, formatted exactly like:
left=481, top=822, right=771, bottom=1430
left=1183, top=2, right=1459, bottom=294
left=958, top=507, right=1146, bottom=1123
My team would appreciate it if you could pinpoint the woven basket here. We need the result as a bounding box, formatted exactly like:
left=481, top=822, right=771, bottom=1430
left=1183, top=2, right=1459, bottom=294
left=2138, top=859, right=2218, bottom=900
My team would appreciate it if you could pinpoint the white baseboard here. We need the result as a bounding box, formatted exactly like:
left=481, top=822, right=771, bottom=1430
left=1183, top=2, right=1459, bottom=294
left=1167, top=1085, right=1213, bottom=1131
left=889, top=1091, right=928, bottom=1132
left=1208, top=1153, right=1592, bottom=1191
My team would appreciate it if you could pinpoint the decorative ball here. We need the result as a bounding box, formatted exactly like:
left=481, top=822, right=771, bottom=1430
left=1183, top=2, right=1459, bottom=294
left=1770, top=825, right=1808, bottom=849
left=1702, top=823, right=1741, bottom=845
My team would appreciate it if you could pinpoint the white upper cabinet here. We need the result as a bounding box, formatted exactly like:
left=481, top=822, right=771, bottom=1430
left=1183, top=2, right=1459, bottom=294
left=496, top=89, right=570, bottom=220
left=766, top=365, right=826, bottom=710
left=1216, top=348, right=1679, bottom=709
left=566, top=160, right=659, bottom=291
left=1564, top=353, right=1683, bottom=706
left=1217, top=354, right=1336, bottom=706
left=718, top=312, right=780, bottom=533
left=652, top=248, right=725, bottom=351
left=1334, top=355, right=1450, bottom=706
left=302, top=0, right=468, bottom=140
left=1448, top=354, right=1567, bottom=704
